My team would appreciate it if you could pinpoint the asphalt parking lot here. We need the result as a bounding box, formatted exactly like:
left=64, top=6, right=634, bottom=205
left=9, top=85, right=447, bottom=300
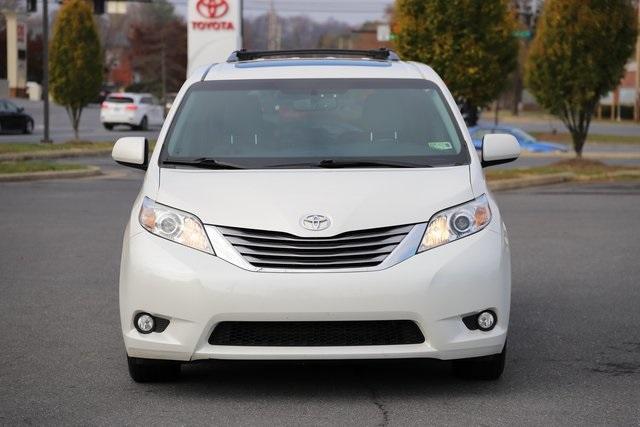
left=0, top=170, right=639, bottom=425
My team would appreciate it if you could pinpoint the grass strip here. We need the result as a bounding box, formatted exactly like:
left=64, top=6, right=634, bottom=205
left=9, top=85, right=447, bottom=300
left=486, top=159, right=640, bottom=182
left=530, top=132, right=640, bottom=145
left=0, top=141, right=114, bottom=154
left=0, top=160, right=88, bottom=174
left=0, top=139, right=156, bottom=156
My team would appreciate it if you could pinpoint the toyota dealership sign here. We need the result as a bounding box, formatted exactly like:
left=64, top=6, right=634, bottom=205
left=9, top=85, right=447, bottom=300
left=188, top=0, right=242, bottom=75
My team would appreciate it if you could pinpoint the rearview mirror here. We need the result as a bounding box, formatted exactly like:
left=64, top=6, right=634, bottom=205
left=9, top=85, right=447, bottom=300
left=481, top=134, right=520, bottom=168
left=112, top=137, right=148, bottom=170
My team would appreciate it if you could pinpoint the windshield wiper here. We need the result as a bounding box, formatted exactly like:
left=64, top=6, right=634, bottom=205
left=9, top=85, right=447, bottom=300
left=317, top=159, right=428, bottom=168
left=269, top=159, right=429, bottom=169
left=162, top=157, right=244, bottom=170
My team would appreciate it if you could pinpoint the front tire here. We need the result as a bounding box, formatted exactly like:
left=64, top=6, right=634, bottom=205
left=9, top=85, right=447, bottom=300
left=452, top=342, right=506, bottom=380
left=134, top=116, right=148, bottom=131
left=23, top=119, right=34, bottom=134
left=103, top=123, right=114, bottom=130
left=127, top=356, right=181, bottom=383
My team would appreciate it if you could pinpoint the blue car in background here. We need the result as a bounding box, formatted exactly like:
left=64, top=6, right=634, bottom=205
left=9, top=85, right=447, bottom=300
left=468, top=125, right=568, bottom=153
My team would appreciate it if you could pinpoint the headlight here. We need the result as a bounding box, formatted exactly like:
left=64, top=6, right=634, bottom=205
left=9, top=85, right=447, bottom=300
left=139, top=197, right=214, bottom=254
left=418, top=194, right=491, bottom=252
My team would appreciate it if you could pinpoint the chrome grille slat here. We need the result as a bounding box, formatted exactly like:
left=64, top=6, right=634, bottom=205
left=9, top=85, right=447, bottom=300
left=216, top=224, right=413, bottom=243
left=243, top=254, right=389, bottom=267
left=225, top=234, right=406, bottom=250
left=216, top=224, right=413, bottom=270
left=237, top=245, right=396, bottom=258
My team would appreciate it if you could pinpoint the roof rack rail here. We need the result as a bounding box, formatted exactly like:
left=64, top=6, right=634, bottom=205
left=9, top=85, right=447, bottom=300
left=227, top=48, right=400, bottom=62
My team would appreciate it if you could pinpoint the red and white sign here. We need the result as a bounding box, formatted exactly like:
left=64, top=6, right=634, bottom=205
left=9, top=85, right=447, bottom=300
left=196, top=0, right=229, bottom=19
left=188, top=0, right=242, bottom=74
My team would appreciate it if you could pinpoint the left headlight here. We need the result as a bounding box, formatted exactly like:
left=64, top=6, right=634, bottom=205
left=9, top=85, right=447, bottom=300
left=418, top=194, right=492, bottom=253
left=139, top=197, right=214, bottom=254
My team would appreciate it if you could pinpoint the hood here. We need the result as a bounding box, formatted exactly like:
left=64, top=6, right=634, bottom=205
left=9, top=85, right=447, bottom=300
left=156, top=166, right=473, bottom=237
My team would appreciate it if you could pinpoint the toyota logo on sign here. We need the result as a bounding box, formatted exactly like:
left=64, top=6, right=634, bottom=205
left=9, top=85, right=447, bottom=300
left=196, top=0, right=229, bottom=19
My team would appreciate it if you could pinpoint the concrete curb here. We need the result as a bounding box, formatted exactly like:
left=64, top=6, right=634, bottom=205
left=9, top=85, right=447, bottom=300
left=488, top=172, right=574, bottom=191
left=0, top=148, right=112, bottom=162
left=0, top=166, right=102, bottom=182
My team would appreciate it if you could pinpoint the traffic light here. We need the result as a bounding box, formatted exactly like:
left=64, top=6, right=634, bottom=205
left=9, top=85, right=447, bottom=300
left=26, top=0, right=37, bottom=12
left=93, top=0, right=105, bottom=14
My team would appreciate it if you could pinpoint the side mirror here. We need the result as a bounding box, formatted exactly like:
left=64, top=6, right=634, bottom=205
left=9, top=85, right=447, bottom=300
left=481, top=134, right=520, bottom=168
left=112, top=137, right=148, bottom=170
left=17, top=107, right=24, bottom=113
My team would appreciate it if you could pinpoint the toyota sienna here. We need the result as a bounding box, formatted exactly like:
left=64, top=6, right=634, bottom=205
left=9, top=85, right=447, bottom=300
left=112, top=49, right=520, bottom=382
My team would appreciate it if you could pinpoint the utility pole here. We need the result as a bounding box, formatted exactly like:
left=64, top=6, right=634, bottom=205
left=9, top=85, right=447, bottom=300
left=41, top=0, right=51, bottom=143
left=635, top=2, right=640, bottom=122
left=513, top=0, right=534, bottom=116
left=267, top=0, right=280, bottom=50
left=160, top=30, right=166, bottom=107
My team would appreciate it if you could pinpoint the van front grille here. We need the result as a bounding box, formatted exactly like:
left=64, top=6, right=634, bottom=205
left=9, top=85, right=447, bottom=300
left=209, top=320, right=425, bottom=346
left=216, top=224, right=413, bottom=269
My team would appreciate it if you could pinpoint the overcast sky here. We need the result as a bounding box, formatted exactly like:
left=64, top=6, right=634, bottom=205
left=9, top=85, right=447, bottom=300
left=170, top=0, right=393, bottom=25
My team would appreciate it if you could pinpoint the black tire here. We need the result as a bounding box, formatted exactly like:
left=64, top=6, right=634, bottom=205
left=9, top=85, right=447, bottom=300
left=135, top=116, right=148, bottom=131
left=103, top=123, right=114, bottom=131
left=23, top=119, right=34, bottom=134
left=452, top=342, right=506, bottom=380
left=127, top=356, right=181, bottom=383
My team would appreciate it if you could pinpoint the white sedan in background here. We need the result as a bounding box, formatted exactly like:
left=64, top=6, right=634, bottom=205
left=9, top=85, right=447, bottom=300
left=101, top=93, right=164, bottom=131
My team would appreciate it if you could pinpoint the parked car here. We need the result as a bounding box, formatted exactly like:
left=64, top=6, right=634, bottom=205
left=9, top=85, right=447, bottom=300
left=112, top=49, right=520, bottom=383
left=468, top=124, right=568, bottom=153
left=100, top=92, right=164, bottom=131
left=164, top=92, right=177, bottom=116
left=0, top=99, right=34, bottom=134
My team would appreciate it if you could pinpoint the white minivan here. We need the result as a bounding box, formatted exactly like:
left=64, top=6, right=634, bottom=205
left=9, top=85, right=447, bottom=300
left=112, top=49, right=520, bottom=382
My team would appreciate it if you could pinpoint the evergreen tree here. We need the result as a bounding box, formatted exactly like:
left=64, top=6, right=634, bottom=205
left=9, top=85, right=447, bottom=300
left=49, top=0, right=103, bottom=140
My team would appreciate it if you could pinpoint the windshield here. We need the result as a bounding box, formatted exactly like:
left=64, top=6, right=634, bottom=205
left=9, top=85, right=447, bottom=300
left=106, top=96, right=135, bottom=104
left=161, top=79, right=469, bottom=169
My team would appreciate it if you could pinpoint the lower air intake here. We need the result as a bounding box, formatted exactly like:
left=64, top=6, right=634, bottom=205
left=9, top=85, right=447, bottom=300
left=209, top=320, right=425, bottom=346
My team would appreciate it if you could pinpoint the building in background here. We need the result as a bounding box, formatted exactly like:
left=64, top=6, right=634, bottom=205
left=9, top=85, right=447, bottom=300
left=599, top=60, right=638, bottom=121
left=336, top=21, right=392, bottom=50
left=0, top=9, right=27, bottom=97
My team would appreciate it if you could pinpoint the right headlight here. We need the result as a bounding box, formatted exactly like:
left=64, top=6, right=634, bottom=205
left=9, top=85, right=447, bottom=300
left=417, top=194, right=491, bottom=253
left=139, top=197, right=214, bottom=254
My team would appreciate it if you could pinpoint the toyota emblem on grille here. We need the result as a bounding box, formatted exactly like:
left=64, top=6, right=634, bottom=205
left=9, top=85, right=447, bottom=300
left=301, top=214, right=331, bottom=231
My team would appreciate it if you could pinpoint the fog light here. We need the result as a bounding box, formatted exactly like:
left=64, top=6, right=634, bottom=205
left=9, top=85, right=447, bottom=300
left=477, top=311, right=496, bottom=331
left=135, top=313, right=155, bottom=334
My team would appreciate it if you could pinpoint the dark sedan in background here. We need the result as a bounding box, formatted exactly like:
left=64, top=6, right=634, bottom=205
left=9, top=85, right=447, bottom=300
left=0, top=99, right=34, bottom=134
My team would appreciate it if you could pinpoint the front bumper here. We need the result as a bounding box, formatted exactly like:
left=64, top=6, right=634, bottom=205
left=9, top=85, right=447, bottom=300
left=101, top=112, right=139, bottom=125
left=120, top=225, right=510, bottom=362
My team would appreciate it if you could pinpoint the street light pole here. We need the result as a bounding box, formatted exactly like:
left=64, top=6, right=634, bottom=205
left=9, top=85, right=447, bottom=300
left=41, top=0, right=51, bottom=143
left=635, top=2, right=639, bottom=122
